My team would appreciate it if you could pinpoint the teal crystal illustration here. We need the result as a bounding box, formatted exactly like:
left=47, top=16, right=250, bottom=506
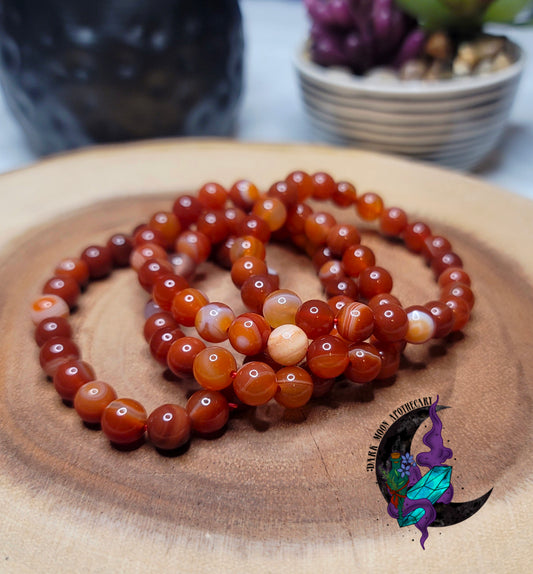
left=398, top=466, right=452, bottom=527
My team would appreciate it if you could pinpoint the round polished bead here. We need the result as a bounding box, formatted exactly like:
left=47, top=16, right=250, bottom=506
left=152, top=274, right=188, bottom=311
left=215, top=236, right=236, bottom=269
left=223, top=206, right=247, bottom=235
left=373, top=303, right=409, bottom=343
left=138, top=258, right=174, bottom=292
left=229, top=236, right=266, bottom=264
left=380, top=207, right=408, bottom=237
left=130, top=243, right=167, bottom=273
left=39, top=336, right=80, bottom=377
left=311, top=245, right=333, bottom=270
left=252, top=197, right=287, bottom=232
left=133, top=225, right=167, bottom=248
left=195, top=302, right=235, bottom=343
left=403, top=222, right=432, bottom=253
left=424, top=300, right=454, bottom=338
left=345, top=342, right=382, bottom=383
left=149, top=211, right=181, bottom=248
left=431, top=251, right=463, bottom=277
left=167, top=336, right=206, bottom=376
left=405, top=305, right=436, bottom=344
left=336, top=302, right=375, bottom=343
left=196, top=210, right=229, bottom=244
left=306, top=335, right=349, bottom=379
left=311, top=172, right=336, bottom=200
left=438, top=267, right=471, bottom=288
left=275, top=366, right=313, bottom=408
left=228, top=313, right=271, bottom=356
left=193, top=347, right=237, bottom=391
left=230, top=256, right=268, bottom=288
left=169, top=252, right=197, bottom=281
left=267, top=180, right=298, bottom=206
left=240, top=275, right=277, bottom=313
left=171, top=288, right=209, bottom=327
left=35, top=316, right=72, bottom=347
left=80, top=245, right=113, bottom=279
left=285, top=203, right=313, bottom=237
left=440, top=282, right=475, bottom=310
left=262, top=289, right=302, bottom=327
left=442, top=297, right=471, bottom=332
left=332, top=181, right=357, bottom=207
left=74, top=380, right=117, bottom=424
left=175, top=230, right=211, bottom=264
left=149, top=327, right=185, bottom=365
left=198, top=182, right=228, bottom=210
left=53, top=359, right=96, bottom=402
left=186, top=390, right=229, bottom=434
left=30, top=294, right=69, bottom=326
left=107, top=233, right=133, bottom=267
left=327, top=295, right=354, bottom=315
left=238, top=214, right=272, bottom=243
left=304, top=212, right=337, bottom=245
left=101, top=398, right=147, bottom=445
left=54, top=257, right=90, bottom=288
left=147, top=404, right=192, bottom=450
left=295, top=299, right=335, bottom=339
left=359, top=266, right=393, bottom=299
left=372, top=340, right=401, bottom=379
left=172, top=194, right=202, bottom=227
left=341, top=245, right=376, bottom=278
left=286, top=170, right=313, bottom=202
left=143, top=312, right=179, bottom=343
left=324, top=277, right=358, bottom=300
left=368, top=293, right=403, bottom=310
left=232, top=362, right=278, bottom=406
left=356, top=192, right=384, bottom=221
left=229, top=179, right=260, bottom=209
left=326, top=224, right=361, bottom=257
left=318, top=260, right=344, bottom=286
left=267, top=324, right=309, bottom=366
left=422, top=235, right=452, bottom=263
left=42, top=276, right=80, bottom=309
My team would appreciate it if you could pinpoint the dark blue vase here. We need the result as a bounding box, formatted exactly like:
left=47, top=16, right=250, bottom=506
left=0, top=0, right=244, bottom=155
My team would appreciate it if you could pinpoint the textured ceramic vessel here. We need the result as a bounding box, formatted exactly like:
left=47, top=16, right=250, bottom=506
left=0, top=0, right=244, bottom=155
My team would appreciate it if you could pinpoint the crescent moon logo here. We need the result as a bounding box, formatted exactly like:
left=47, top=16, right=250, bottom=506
left=374, top=396, right=492, bottom=549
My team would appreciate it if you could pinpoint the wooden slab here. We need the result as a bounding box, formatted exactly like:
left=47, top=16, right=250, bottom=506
left=0, top=139, right=532, bottom=573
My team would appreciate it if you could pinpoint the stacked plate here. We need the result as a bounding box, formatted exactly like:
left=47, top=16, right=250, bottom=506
left=295, top=42, right=524, bottom=171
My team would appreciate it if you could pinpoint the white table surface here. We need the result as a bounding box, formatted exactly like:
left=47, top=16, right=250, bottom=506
left=1, top=0, right=532, bottom=200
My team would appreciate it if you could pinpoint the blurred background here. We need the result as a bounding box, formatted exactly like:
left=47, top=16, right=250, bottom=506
left=0, top=0, right=531, bottom=198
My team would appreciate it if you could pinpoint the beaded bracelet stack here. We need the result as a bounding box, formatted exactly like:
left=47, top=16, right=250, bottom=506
left=30, top=170, right=474, bottom=453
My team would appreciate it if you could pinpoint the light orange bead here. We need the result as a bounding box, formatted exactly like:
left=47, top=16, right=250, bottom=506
left=252, top=197, right=287, bottom=231
left=229, top=235, right=266, bottom=263
left=30, top=294, right=69, bottom=325
left=194, top=302, right=235, bottom=343
left=267, top=324, right=309, bottom=366
left=356, top=192, right=384, bottom=221
left=262, top=289, right=302, bottom=327
left=175, top=230, right=211, bottom=264
left=275, top=366, right=313, bottom=408
left=192, top=347, right=237, bottom=391
left=149, top=211, right=181, bottom=248
left=405, top=306, right=436, bottom=344
left=74, top=380, right=117, bottom=424
left=130, top=243, right=167, bottom=272
left=230, top=256, right=268, bottom=288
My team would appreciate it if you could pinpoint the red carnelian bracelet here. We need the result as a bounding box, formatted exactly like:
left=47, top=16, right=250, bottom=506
left=30, top=171, right=474, bottom=453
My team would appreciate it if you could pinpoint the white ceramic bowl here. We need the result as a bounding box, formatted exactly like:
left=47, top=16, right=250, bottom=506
left=295, top=41, right=524, bottom=171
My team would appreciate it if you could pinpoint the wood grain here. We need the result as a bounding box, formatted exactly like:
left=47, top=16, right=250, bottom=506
left=0, top=139, right=532, bottom=573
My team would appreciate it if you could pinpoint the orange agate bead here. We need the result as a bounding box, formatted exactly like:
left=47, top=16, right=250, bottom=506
left=404, top=305, right=436, bottom=344
left=306, top=335, right=349, bottom=379
left=304, top=212, right=336, bottom=245
left=152, top=274, right=189, bottom=311
left=344, top=342, right=382, bottom=383
left=326, top=224, right=361, bottom=257
left=39, top=336, right=80, bottom=377
left=275, top=366, right=313, bottom=408
left=42, top=276, right=80, bottom=309
left=262, top=289, right=302, bottom=327
left=267, top=324, right=309, bottom=366
left=198, top=182, right=228, bottom=210
left=130, top=243, right=167, bottom=272
left=194, top=302, right=235, bottom=343
left=149, top=211, right=181, bottom=248
left=193, top=347, right=237, bottom=391
left=172, top=194, right=202, bottom=227
left=311, top=172, right=336, bottom=200
left=252, top=197, right=287, bottom=232
left=53, top=359, right=96, bottom=402
left=358, top=266, right=393, bottom=299
left=30, top=294, right=69, bottom=326
left=373, top=303, right=408, bottom=343
left=356, top=192, right=384, bottom=221
left=229, top=179, right=260, bottom=209
left=341, top=245, right=375, bottom=278
left=332, top=181, right=357, bottom=207
left=35, top=316, right=72, bottom=347
left=424, top=300, right=454, bottom=338
left=230, top=256, right=268, bottom=288
left=175, top=230, right=211, bottom=264
left=186, top=390, right=229, bottom=434
left=286, top=170, right=313, bottom=202
left=197, top=210, right=230, bottom=244
left=336, top=302, right=374, bottom=343
left=171, top=288, right=209, bottom=327
left=229, top=236, right=266, bottom=263
left=167, top=336, right=206, bottom=376
left=379, top=207, right=408, bottom=237
left=74, top=380, right=117, bottom=424
left=295, top=299, right=335, bottom=339
left=232, top=361, right=278, bottom=406
left=228, top=313, right=271, bottom=356
left=147, top=404, right=192, bottom=450
left=240, top=274, right=277, bottom=313
left=101, top=398, right=147, bottom=445
left=54, top=257, right=90, bottom=288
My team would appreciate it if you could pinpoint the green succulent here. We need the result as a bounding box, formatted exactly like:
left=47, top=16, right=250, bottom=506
left=395, top=0, right=531, bottom=33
